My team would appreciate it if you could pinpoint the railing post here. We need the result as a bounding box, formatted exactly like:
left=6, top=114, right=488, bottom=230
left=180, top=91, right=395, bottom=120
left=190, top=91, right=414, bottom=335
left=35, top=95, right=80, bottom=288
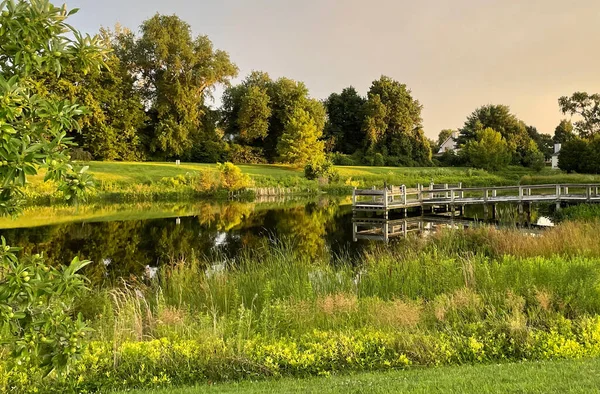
left=484, top=189, right=488, bottom=202
left=402, top=184, right=407, bottom=205
left=518, top=186, right=523, bottom=201
left=444, top=183, right=449, bottom=199
left=384, top=187, right=389, bottom=209
left=556, top=185, right=561, bottom=200
left=587, top=186, right=591, bottom=201
left=451, top=190, right=455, bottom=203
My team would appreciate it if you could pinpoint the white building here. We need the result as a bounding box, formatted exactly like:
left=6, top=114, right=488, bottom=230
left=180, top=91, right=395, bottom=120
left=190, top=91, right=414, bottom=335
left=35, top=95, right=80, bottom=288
left=551, top=143, right=561, bottom=169
left=437, top=131, right=459, bottom=154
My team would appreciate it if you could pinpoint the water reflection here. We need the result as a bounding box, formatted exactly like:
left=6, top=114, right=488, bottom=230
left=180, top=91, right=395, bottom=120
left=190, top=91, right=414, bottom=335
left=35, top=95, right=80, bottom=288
left=0, top=199, right=555, bottom=285
left=0, top=199, right=357, bottom=283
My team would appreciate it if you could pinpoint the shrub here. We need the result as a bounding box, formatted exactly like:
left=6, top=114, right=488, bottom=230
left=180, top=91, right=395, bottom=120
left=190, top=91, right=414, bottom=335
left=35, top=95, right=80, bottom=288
left=329, top=152, right=356, bottom=166
left=217, top=162, right=253, bottom=191
left=373, top=153, right=385, bottom=167
left=304, top=160, right=339, bottom=182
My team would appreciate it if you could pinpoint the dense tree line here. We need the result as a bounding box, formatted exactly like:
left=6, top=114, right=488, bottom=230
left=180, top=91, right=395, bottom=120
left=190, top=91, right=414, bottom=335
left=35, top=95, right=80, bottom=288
left=28, top=11, right=598, bottom=172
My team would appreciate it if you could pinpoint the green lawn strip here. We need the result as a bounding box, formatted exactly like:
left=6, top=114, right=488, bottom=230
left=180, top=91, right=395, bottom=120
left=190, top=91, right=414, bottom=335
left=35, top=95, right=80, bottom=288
left=113, top=358, right=600, bottom=394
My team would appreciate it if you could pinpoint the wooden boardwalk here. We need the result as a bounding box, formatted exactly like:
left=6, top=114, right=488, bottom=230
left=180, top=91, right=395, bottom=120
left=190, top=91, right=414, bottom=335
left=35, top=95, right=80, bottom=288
left=352, top=183, right=600, bottom=213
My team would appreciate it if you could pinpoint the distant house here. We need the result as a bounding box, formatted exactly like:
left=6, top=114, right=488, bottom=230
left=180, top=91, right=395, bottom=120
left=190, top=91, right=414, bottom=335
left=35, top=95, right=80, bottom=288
left=551, top=143, right=561, bottom=169
left=437, top=131, right=459, bottom=154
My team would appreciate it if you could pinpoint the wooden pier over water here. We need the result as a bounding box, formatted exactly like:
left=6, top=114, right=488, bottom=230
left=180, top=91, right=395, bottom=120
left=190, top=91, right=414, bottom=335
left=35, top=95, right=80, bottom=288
left=352, top=183, right=600, bottom=215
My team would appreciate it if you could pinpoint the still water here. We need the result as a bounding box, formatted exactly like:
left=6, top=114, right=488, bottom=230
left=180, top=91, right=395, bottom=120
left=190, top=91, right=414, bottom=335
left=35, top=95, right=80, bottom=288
left=0, top=198, right=553, bottom=282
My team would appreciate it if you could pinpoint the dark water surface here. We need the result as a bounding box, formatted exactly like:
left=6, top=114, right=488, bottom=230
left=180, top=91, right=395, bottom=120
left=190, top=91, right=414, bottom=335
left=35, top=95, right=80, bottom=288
left=0, top=198, right=553, bottom=283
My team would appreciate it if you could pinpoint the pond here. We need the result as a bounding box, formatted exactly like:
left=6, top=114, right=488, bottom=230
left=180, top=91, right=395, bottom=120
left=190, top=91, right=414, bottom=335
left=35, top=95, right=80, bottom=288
left=0, top=198, right=554, bottom=284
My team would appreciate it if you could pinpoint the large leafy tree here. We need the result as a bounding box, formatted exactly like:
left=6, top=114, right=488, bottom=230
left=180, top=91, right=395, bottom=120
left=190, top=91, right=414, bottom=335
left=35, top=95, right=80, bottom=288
left=221, top=72, right=326, bottom=163
left=35, top=28, right=146, bottom=160
left=277, top=107, right=325, bottom=166
left=462, top=128, right=512, bottom=171
left=0, top=0, right=106, bottom=372
left=558, top=92, right=600, bottom=138
left=457, top=104, right=541, bottom=167
left=117, top=14, right=238, bottom=158
left=363, top=76, right=431, bottom=165
left=323, top=87, right=366, bottom=154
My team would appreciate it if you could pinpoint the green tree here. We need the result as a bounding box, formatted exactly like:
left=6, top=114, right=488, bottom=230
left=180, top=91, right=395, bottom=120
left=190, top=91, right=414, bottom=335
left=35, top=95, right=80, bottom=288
left=36, top=28, right=146, bottom=160
left=277, top=107, right=325, bottom=166
left=221, top=72, right=326, bottom=163
left=462, top=128, right=511, bottom=171
left=558, top=137, right=590, bottom=173
left=525, top=126, right=553, bottom=159
left=553, top=119, right=576, bottom=144
left=458, top=104, right=538, bottom=167
left=0, top=0, right=106, bottom=371
left=362, top=76, right=431, bottom=165
left=117, top=14, right=237, bottom=158
left=558, top=92, right=600, bottom=138
left=323, top=87, right=367, bottom=154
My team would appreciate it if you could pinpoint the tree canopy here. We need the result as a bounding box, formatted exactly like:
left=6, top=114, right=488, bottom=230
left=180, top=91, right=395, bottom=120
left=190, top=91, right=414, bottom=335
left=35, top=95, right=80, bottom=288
left=362, top=76, right=432, bottom=166
left=116, top=14, right=238, bottom=158
left=457, top=104, right=542, bottom=168
left=221, top=71, right=326, bottom=163
left=462, top=128, right=512, bottom=171
left=558, top=92, right=600, bottom=138
left=323, top=87, right=366, bottom=154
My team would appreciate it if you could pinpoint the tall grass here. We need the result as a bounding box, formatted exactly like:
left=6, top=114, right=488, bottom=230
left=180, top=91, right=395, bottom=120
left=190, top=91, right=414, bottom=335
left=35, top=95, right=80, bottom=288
left=79, top=221, right=600, bottom=344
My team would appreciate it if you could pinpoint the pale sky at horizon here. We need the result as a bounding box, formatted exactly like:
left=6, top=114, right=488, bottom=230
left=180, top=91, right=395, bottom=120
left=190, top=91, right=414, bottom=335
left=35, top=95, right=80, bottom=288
left=67, top=0, right=600, bottom=138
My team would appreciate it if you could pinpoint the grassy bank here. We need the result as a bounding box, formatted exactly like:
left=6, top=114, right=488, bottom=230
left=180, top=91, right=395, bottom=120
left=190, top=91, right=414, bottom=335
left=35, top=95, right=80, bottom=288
left=5, top=221, right=600, bottom=392
left=24, top=161, right=600, bottom=205
left=115, top=358, right=600, bottom=394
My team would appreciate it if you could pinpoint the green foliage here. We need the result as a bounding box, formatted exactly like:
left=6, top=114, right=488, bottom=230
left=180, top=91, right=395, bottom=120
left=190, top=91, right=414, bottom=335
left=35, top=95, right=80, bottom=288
left=216, top=162, right=252, bottom=191
left=0, top=0, right=108, bottom=373
left=304, top=159, right=339, bottom=182
left=520, top=140, right=546, bottom=172
left=35, top=29, right=147, bottom=161
left=363, top=76, right=432, bottom=165
left=277, top=107, right=325, bottom=166
left=0, top=240, right=91, bottom=372
left=462, top=128, right=511, bottom=171
left=558, top=136, right=600, bottom=174
left=0, top=0, right=107, bottom=215
left=222, top=72, right=326, bottom=163
left=558, top=92, right=600, bottom=138
left=458, top=105, right=537, bottom=167
left=323, top=87, right=367, bottom=154
left=116, top=14, right=237, bottom=158
left=553, top=119, right=575, bottom=144
left=554, top=204, right=600, bottom=222
left=526, top=125, right=553, bottom=159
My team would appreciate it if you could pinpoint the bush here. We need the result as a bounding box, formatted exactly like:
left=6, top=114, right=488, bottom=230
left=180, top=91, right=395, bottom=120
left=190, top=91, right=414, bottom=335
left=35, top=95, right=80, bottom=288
left=373, top=153, right=385, bottom=167
left=216, top=162, right=253, bottom=191
left=329, top=152, right=356, bottom=166
left=304, top=160, right=340, bottom=182
left=462, top=128, right=511, bottom=171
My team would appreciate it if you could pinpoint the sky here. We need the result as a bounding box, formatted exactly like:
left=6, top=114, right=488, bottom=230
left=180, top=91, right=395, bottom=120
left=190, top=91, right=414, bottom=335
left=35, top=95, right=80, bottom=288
left=67, top=0, right=600, bottom=138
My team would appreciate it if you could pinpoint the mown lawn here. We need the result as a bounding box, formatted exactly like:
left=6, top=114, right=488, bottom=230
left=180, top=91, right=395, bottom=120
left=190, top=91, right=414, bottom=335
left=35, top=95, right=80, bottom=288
left=114, top=358, right=600, bottom=394
left=30, top=161, right=589, bottom=185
